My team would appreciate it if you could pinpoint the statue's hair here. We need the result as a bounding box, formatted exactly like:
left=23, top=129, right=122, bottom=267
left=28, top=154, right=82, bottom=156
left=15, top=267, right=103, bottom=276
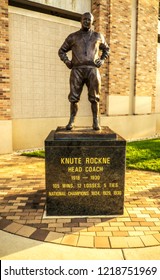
left=81, top=12, right=94, bottom=21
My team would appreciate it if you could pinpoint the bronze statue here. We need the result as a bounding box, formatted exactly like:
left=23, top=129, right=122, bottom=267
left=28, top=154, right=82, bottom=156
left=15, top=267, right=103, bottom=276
left=58, top=12, right=109, bottom=130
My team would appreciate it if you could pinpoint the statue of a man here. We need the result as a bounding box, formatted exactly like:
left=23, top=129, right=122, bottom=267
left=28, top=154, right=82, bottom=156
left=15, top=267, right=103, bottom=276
left=58, top=12, right=109, bottom=130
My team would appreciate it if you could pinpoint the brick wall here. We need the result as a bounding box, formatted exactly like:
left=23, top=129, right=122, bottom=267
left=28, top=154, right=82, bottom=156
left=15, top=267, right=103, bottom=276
left=135, top=0, right=159, bottom=112
left=0, top=0, right=11, bottom=120
left=92, top=0, right=159, bottom=115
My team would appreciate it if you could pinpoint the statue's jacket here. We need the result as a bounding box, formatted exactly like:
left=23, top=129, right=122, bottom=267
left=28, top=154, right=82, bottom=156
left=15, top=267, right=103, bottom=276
left=58, top=29, right=109, bottom=68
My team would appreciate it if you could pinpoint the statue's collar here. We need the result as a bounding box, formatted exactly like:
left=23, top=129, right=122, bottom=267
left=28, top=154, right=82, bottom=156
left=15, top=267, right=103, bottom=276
left=80, top=28, right=93, bottom=33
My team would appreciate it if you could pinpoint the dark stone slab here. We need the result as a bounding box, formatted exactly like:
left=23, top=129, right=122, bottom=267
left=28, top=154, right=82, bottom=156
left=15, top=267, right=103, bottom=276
left=0, top=219, right=13, bottom=230
left=29, top=229, right=49, bottom=241
left=45, top=126, right=126, bottom=216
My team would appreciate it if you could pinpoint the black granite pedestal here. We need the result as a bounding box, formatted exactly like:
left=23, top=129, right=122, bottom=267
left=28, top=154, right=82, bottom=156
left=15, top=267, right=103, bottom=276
left=45, top=127, right=126, bottom=216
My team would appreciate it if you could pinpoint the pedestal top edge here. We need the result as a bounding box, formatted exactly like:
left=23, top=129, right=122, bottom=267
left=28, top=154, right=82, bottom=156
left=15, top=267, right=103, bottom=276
left=45, top=126, right=126, bottom=143
left=55, top=126, right=116, bottom=140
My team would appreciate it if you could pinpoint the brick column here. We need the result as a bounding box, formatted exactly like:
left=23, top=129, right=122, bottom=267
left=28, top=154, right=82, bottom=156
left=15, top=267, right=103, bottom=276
left=92, top=0, right=110, bottom=114
left=109, top=0, right=132, bottom=94
left=0, top=0, right=12, bottom=153
left=92, top=0, right=132, bottom=115
left=0, top=0, right=11, bottom=119
left=134, top=0, right=159, bottom=114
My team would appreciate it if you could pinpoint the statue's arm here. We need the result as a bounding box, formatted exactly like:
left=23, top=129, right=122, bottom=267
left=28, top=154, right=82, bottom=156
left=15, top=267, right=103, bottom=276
left=100, top=43, right=109, bottom=60
left=100, top=33, right=110, bottom=59
left=100, top=42, right=110, bottom=60
left=58, top=36, right=73, bottom=69
left=95, top=34, right=110, bottom=68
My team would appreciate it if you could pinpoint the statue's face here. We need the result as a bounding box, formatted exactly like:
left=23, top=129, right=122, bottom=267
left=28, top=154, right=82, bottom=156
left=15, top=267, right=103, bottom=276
left=81, top=14, right=93, bottom=30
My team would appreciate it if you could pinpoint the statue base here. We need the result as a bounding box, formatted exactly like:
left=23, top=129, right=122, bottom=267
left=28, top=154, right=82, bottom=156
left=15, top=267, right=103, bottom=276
left=45, top=126, right=126, bottom=216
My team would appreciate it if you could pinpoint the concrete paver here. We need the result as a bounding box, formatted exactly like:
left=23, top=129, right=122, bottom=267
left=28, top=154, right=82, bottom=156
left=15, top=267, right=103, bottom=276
left=16, top=225, right=37, bottom=237
left=140, top=235, right=160, bottom=246
left=109, top=237, right=129, bottom=248
left=77, top=235, right=94, bottom=248
left=45, top=231, right=64, bottom=244
left=153, top=233, right=160, bottom=242
left=61, top=234, right=79, bottom=246
left=95, top=236, right=110, bottom=248
left=4, top=222, right=23, bottom=233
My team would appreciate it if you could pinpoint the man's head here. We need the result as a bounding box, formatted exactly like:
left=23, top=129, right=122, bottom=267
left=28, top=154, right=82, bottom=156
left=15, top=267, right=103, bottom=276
left=81, top=12, right=94, bottom=31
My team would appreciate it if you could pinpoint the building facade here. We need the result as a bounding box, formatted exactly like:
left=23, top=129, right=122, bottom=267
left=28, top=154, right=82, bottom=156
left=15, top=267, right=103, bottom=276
left=0, top=0, right=160, bottom=153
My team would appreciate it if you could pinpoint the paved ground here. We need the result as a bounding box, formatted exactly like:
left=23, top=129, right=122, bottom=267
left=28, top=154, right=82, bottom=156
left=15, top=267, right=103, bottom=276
left=0, top=153, right=160, bottom=255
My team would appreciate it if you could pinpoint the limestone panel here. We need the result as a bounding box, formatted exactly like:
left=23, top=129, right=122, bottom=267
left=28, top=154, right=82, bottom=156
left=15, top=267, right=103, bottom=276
left=9, top=7, right=91, bottom=119
left=156, top=44, right=160, bottom=113
left=25, top=0, right=91, bottom=14
left=107, top=96, right=129, bottom=115
left=134, top=96, right=152, bottom=114
left=0, top=120, right=12, bottom=153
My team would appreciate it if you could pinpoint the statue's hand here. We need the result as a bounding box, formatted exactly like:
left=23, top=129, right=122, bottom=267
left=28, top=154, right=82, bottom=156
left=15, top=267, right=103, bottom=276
left=95, top=58, right=104, bottom=68
left=65, top=60, right=73, bottom=69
